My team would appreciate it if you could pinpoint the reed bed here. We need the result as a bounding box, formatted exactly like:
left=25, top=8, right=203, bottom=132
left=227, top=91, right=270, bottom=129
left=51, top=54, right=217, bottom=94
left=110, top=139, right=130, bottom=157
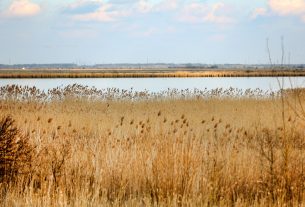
left=0, top=68, right=305, bottom=78
left=1, top=85, right=305, bottom=206
left=0, top=84, right=276, bottom=101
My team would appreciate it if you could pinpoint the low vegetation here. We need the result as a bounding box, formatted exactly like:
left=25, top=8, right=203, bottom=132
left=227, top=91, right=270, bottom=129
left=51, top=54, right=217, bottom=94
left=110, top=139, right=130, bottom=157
left=1, top=84, right=305, bottom=206
left=1, top=68, right=305, bottom=78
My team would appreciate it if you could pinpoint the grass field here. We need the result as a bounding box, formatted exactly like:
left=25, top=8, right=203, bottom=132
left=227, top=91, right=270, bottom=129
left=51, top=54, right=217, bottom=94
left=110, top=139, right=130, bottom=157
left=1, top=68, right=305, bottom=78
left=1, top=85, right=305, bottom=206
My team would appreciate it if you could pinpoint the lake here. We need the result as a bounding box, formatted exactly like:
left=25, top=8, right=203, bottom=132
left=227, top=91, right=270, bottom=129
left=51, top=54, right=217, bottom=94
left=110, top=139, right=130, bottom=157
left=1, top=77, right=305, bottom=92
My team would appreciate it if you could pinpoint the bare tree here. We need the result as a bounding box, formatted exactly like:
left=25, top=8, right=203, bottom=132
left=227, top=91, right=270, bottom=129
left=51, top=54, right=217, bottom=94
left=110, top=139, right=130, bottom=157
left=266, top=38, right=273, bottom=67
left=281, top=36, right=285, bottom=68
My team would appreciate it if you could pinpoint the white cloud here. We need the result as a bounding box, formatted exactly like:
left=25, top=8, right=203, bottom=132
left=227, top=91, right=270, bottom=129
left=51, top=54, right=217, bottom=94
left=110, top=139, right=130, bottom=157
left=68, top=0, right=234, bottom=25
left=136, top=0, right=154, bottom=13
left=72, top=3, right=130, bottom=22
left=203, top=3, right=234, bottom=24
left=251, top=7, right=268, bottom=19
left=156, top=0, right=178, bottom=12
left=3, top=0, right=41, bottom=17
left=66, top=0, right=102, bottom=10
left=135, top=0, right=178, bottom=13
left=269, top=0, right=305, bottom=15
left=250, top=1, right=305, bottom=22
left=69, top=0, right=178, bottom=22
left=268, top=0, right=305, bottom=22
left=179, top=2, right=234, bottom=25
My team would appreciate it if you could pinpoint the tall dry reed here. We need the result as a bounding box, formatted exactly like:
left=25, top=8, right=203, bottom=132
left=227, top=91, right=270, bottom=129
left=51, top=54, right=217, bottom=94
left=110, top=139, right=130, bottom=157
left=0, top=85, right=305, bottom=206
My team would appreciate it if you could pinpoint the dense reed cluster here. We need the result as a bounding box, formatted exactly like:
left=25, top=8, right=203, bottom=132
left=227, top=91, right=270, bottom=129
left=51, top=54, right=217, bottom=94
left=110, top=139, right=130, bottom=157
left=0, top=84, right=278, bottom=101
left=0, top=84, right=305, bottom=206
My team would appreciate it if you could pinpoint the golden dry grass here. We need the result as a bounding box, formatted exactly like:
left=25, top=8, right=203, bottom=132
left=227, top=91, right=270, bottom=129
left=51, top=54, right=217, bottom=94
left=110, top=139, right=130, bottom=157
left=0, top=68, right=305, bottom=78
left=1, top=85, right=305, bottom=206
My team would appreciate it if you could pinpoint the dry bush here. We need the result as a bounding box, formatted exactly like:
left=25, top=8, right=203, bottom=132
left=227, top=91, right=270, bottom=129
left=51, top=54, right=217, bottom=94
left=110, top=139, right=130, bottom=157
left=0, top=115, right=33, bottom=207
left=0, top=116, right=33, bottom=184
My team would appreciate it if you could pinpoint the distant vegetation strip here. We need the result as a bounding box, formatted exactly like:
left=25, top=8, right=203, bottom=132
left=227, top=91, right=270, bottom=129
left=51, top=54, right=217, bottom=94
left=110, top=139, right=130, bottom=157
left=1, top=68, right=305, bottom=78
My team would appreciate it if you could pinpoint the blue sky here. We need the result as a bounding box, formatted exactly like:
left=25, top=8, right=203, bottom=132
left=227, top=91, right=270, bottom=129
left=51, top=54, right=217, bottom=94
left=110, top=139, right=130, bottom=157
left=0, top=0, right=305, bottom=64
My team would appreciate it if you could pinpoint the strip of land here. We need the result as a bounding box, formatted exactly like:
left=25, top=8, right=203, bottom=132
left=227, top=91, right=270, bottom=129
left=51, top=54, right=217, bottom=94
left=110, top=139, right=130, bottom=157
left=1, top=68, right=305, bottom=78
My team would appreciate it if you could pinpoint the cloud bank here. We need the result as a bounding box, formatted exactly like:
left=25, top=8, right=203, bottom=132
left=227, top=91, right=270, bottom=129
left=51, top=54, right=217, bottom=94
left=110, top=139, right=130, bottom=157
left=251, top=0, right=305, bottom=22
left=179, top=2, right=234, bottom=25
left=64, top=0, right=234, bottom=25
left=4, top=0, right=41, bottom=18
left=269, top=0, right=305, bottom=16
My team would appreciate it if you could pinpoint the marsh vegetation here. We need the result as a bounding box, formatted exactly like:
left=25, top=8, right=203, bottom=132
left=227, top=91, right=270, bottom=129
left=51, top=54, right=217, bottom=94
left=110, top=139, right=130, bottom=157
left=1, top=68, right=305, bottom=78
left=1, top=84, right=305, bottom=206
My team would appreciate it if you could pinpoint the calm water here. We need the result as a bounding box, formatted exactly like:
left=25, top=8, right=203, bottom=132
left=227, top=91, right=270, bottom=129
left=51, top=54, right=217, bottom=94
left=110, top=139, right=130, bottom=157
left=0, top=77, right=305, bottom=92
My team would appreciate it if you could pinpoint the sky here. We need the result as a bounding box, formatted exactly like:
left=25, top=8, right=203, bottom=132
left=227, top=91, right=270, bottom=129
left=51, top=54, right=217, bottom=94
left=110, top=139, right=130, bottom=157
left=0, top=0, right=305, bottom=64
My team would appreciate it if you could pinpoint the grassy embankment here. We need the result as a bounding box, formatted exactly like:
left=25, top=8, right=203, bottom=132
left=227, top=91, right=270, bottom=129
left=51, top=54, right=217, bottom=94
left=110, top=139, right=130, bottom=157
left=1, top=85, right=305, bottom=206
left=0, top=68, right=305, bottom=78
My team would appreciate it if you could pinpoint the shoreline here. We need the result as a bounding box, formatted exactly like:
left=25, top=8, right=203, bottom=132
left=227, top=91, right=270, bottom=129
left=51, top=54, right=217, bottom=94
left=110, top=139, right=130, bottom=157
left=1, top=68, right=305, bottom=78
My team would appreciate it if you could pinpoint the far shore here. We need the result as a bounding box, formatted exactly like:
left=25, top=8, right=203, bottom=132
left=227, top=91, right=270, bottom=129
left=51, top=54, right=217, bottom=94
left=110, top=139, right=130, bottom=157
left=1, top=68, right=305, bottom=78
